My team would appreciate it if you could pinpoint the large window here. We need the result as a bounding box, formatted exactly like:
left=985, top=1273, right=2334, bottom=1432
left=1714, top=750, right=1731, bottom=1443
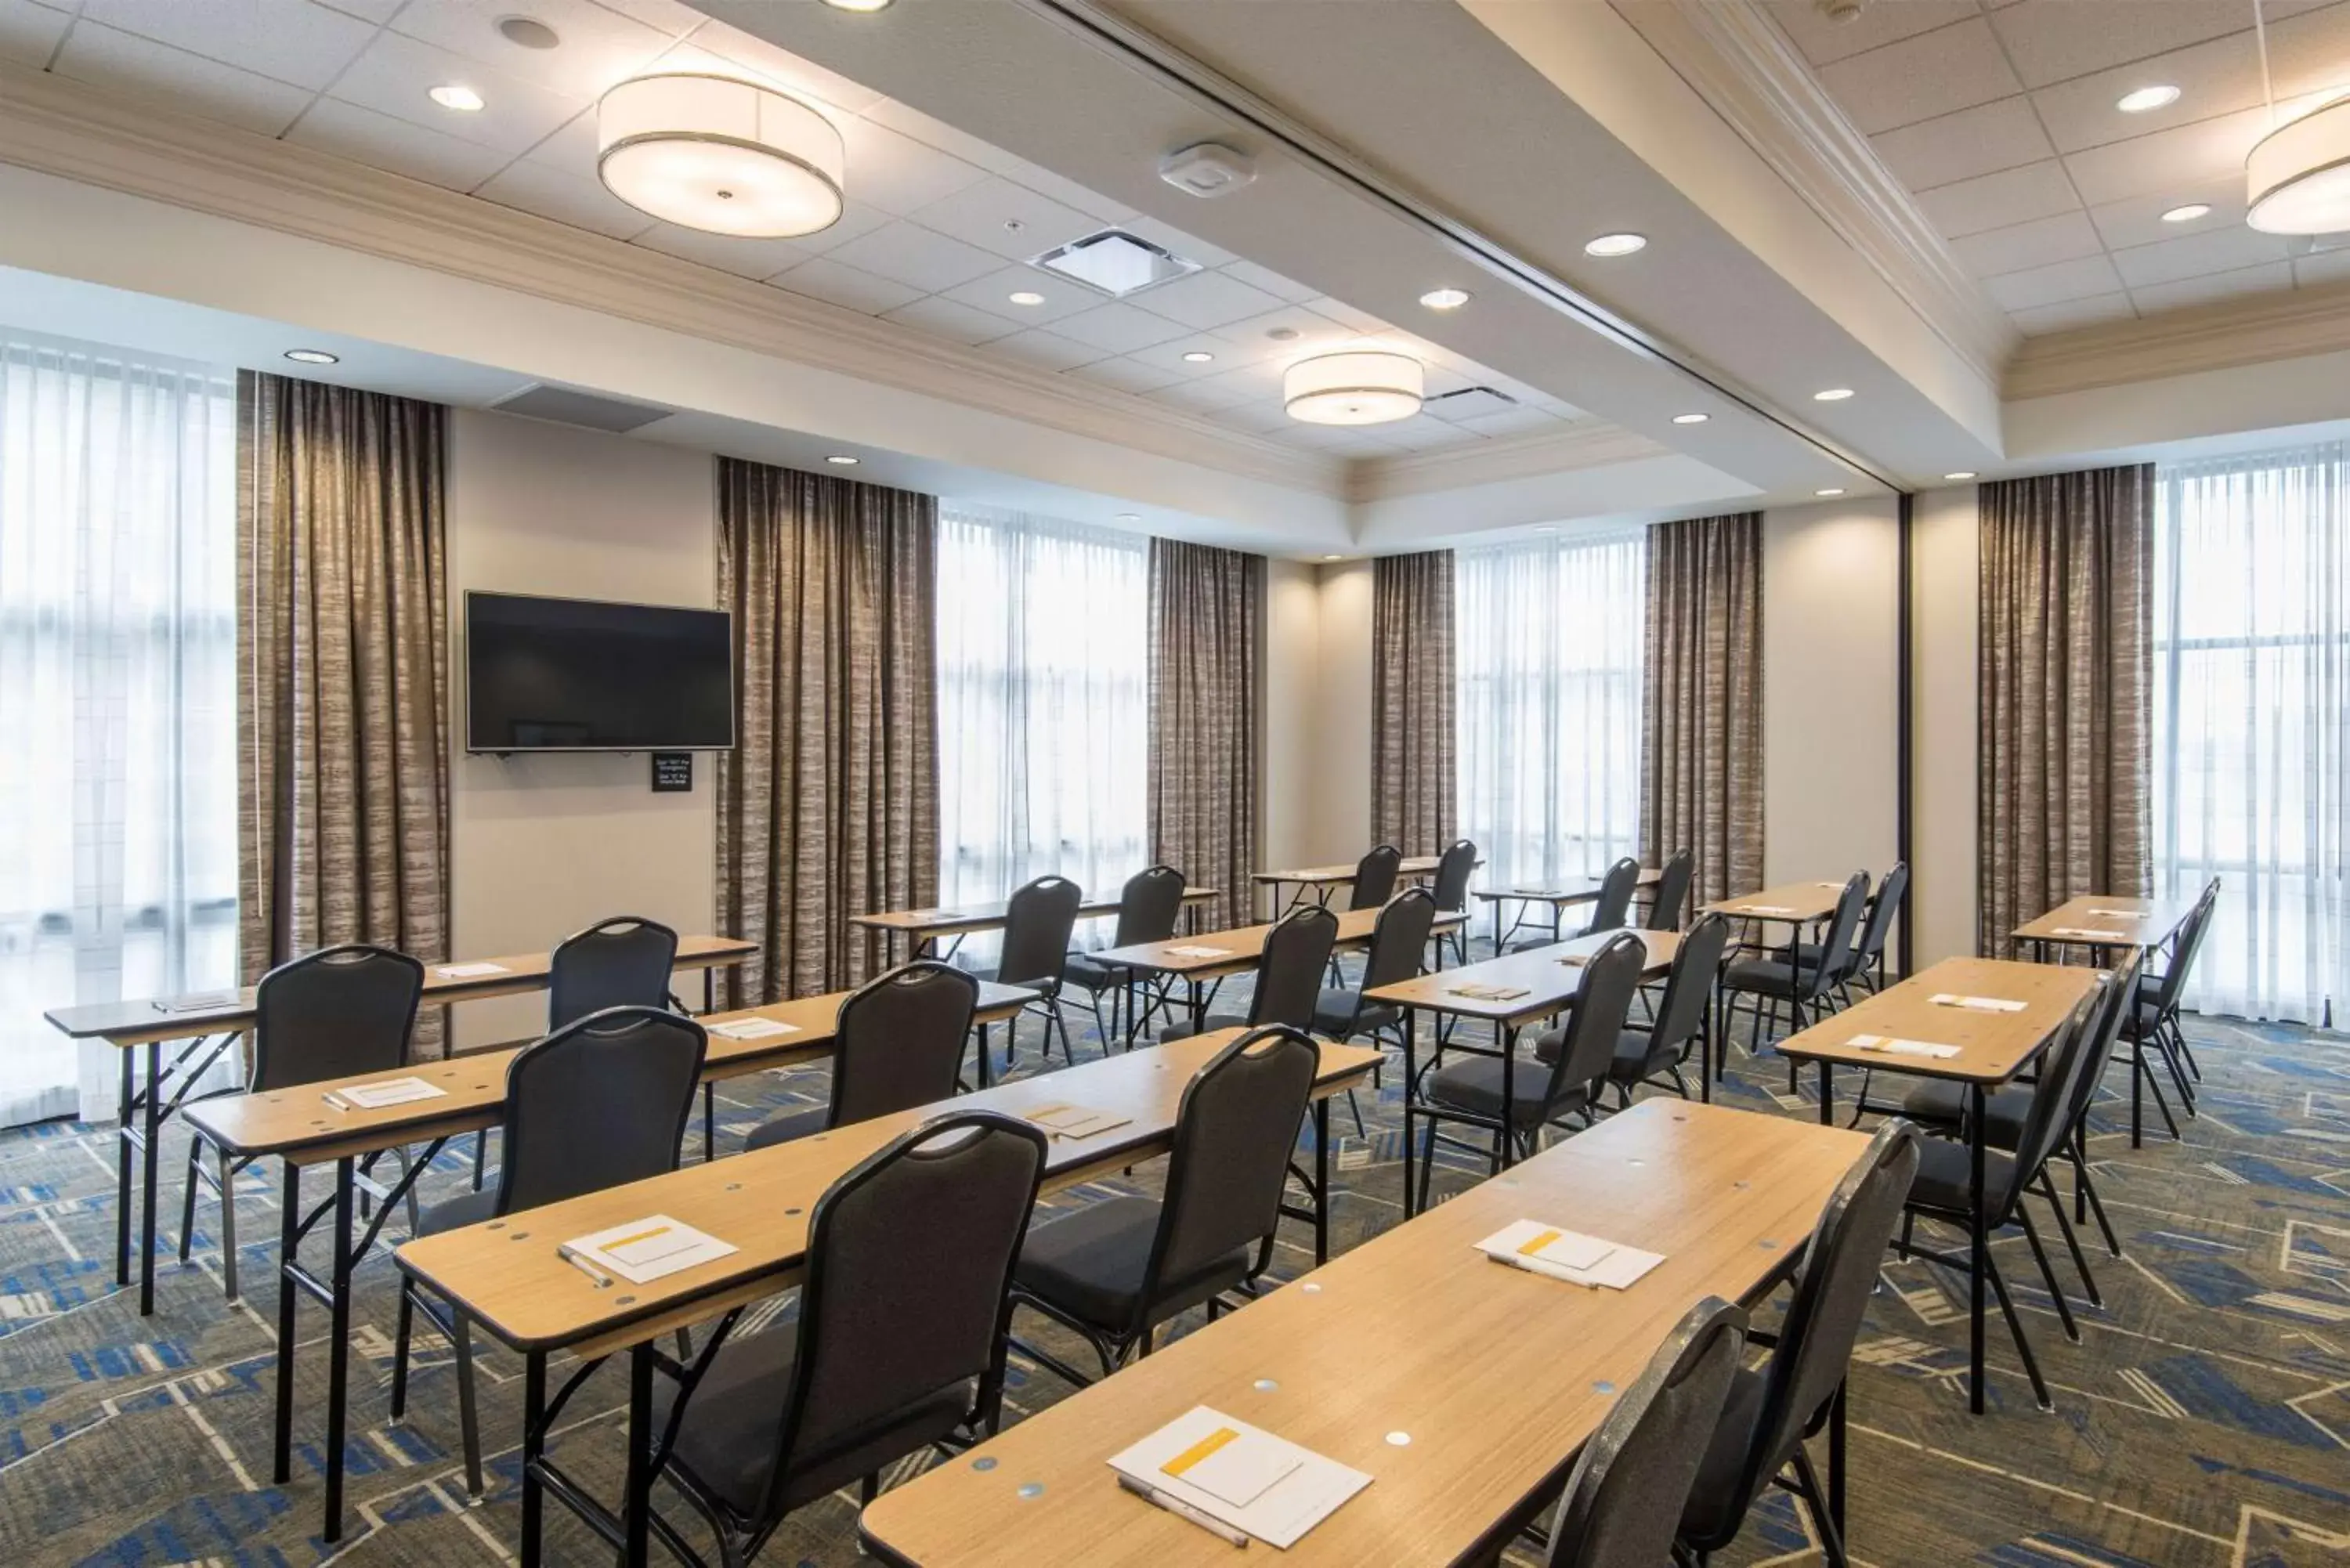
left=0, top=332, right=238, bottom=1125
left=2153, top=444, right=2349, bottom=1025
left=1455, top=526, right=1647, bottom=891
left=935, top=504, right=1149, bottom=930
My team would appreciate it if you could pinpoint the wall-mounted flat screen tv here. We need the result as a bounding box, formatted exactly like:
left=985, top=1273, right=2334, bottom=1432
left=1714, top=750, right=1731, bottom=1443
left=465, top=591, right=734, bottom=752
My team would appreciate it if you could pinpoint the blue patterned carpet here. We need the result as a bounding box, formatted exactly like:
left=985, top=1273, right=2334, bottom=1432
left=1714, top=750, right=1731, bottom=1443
left=0, top=988, right=2346, bottom=1566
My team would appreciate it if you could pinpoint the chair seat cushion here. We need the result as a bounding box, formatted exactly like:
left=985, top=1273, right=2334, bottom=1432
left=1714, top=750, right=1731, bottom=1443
left=1014, top=1196, right=1249, bottom=1331
left=1061, top=953, right=1132, bottom=993
left=1423, top=1055, right=1589, bottom=1129
left=1311, top=988, right=1399, bottom=1039
left=743, top=1107, right=829, bottom=1153
left=1722, top=959, right=1799, bottom=995
left=973, top=966, right=1061, bottom=999
left=1160, top=1014, right=1246, bottom=1043
left=1895, top=1081, right=2032, bottom=1147
left=1531, top=1026, right=1652, bottom=1073
left=1906, top=1136, right=2019, bottom=1219
left=1679, top=1365, right=1766, bottom=1545
left=415, top=1187, right=497, bottom=1237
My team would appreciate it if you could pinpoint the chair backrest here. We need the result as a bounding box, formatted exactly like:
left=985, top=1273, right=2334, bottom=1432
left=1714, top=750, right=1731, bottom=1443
left=828, top=961, right=980, bottom=1128
left=1546, top=1296, right=1748, bottom=1568
left=1347, top=844, right=1402, bottom=911
left=1647, top=914, right=1733, bottom=1060
left=1645, top=850, right=1694, bottom=933
left=1850, top=862, right=1909, bottom=969
left=1430, top=839, right=1478, bottom=914
left=2148, top=882, right=2218, bottom=1016
left=1799, top=874, right=1871, bottom=997
left=1582, top=857, right=1643, bottom=935
left=1360, top=888, right=1438, bottom=995
left=2012, top=955, right=2139, bottom=1209
left=997, top=876, right=1082, bottom=988
left=1141, top=1027, right=1319, bottom=1328
left=548, top=916, right=679, bottom=1030
left=761, top=1111, right=1047, bottom=1526
left=1246, top=904, right=1340, bottom=1028
left=1539, top=933, right=1650, bottom=1105
left=1111, top=865, right=1188, bottom=949
left=494, top=1006, right=707, bottom=1216
left=249, top=943, right=425, bottom=1093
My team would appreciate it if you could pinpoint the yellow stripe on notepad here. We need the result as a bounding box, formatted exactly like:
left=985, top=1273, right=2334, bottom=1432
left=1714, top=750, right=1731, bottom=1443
left=604, top=1224, right=672, bottom=1251
left=1162, top=1425, right=1241, bottom=1477
left=1517, top=1229, right=1564, bottom=1258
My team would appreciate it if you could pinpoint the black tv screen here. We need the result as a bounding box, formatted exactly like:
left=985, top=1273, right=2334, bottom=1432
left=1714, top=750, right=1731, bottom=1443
left=465, top=592, right=734, bottom=752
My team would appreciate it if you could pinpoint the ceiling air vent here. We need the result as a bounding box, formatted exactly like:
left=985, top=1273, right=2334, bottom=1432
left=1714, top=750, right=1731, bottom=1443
left=1423, top=386, right=1520, bottom=421
left=1032, top=228, right=1202, bottom=298
left=489, top=383, right=675, bottom=435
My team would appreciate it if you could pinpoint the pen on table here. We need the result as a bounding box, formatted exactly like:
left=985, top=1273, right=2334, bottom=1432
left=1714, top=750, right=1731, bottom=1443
left=1486, top=1251, right=1598, bottom=1289
left=1117, top=1475, right=1250, bottom=1548
left=555, top=1245, right=614, bottom=1289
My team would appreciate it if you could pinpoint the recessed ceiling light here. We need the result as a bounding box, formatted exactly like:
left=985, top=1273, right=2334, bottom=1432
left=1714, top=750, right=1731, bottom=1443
left=2160, top=203, right=2212, bottom=223
left=428, top=84, right=485, bottom=112
left=821, top=0, right=894, bottom=11
left=2117, top=84, right=2180, bottom=114
left=1944, top=471, right=1978, bottom=480
left=495, top=16, right=560, bottom=49
left=825, top=454, right=859, bottom=465
left=1584, top=233, right=1647, bottom=258
left=1813, top=387, right=1855, bottom=402
left=1007, top=291, right=1046, bottom=306
left=1182, top=350, right=1216, bottom=363
left=1815, top=487, right=1846, bottom=497
left=1419, top=287, right=1472, bottom=310
left=284, top=349, right=338, bottom=365
left=1672, top=412, right=1709, bottom=425
left=1535, top=526, right=1558, bottom=534
left=1321, top=554, right=1343, bottom=562
left=1115, top=512, right=1141, bottom=522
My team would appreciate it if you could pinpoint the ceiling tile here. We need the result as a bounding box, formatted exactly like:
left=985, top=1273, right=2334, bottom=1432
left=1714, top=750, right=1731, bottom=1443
left=1376, top=418, right=1487, bottom=452
left=389, top=0, right=670, bottom=99
left=904, top=175, right=1100, bottom=263
left=1424, top=385, right=1524, bottom=423
left=314, top=0, right=404, bottom=22
left=285, top=97, right=514, bottom=190
left=576, top=0, right=706, bottom=34
left=1206, top=304, right=1361, bottom=362
left=1813, top=18, right=2023, bottom=134
left=880, top=295, right=1025, bottom=346
left=2027, top=30, right=2267, bottom=154
left=1987, top=0, right=2253, bottom=88
left=1211, top=400, right=1301, bottom=435
left=330, top=29, right=586, bottom=154
left=1049, top=301, right=1194, bottom=354
left=768, top=256, right=926, bottom=316
left=475, top=159, right=656, bottom=240
left=1129, top=269, right=1285, bottom=330
left=2008, top=290, right=2138, bottom=334
left=1120, top=214, right=1236, bottom=270
left=53, top=21, right=318, bottom=134
left=78, top=0, right=376, bottom=89
left=2110, top=223, right=2294, bottom=287
left=0, top=0, right=70, bottom=67
left=1764, top=0, right=1983, bottom=67
left=1148, top=376, right=1256, bottom=414
left=1303, top=295, right=1394, bottom=334
left=981, top=327, right=1109, bottom=372
left=1982, top=251, right=2126, bottom=309
left=837, top=116, right=989, bottom=217
left=1949, top=209, right=2106, bottom=276
left=2297, top=247, right=2350, bottom=287
left=822, top=220, right=1003, bottom=293
left=684, top=19, right=887, bottom=114
left=772, top=200, right=891, bottom=258
left=2265, top=2, right=2350, bottom=98
left=938, top=264, right=1102, bottom=326
left=1126, top=331, right=1250, bottom=377
left=1451, top=406, right=1561, bottom=439
left=1064, top=356, right=1185, bottom=395
left=1871, top=97, right=2056, bottom=192
left=1915, top=159, right=2082, bottom=237
left=522, top=106, right=602, bottom=169
left=2084, top=178, right=2246, bottom=249
left=2130, top=260, right=2295, bottom=311
left=631, top=224, right=813, bottom=280
left=1217, top=258, right=1320, bottom=305
left=2061, top=103, right=2277, bottom=204
left=988, top=149, right=1137, bottom=225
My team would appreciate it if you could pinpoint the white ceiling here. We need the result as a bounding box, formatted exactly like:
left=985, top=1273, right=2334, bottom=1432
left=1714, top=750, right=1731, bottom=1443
left=1772, top=0, right=2350, bottom=335
left=0, top=0, right=1589, bottom=457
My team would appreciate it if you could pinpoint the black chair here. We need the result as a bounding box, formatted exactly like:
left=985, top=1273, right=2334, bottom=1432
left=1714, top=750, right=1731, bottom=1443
left=1011, top=1025, right=1318, bottom=1385
left=979, top=874, right=1083, bottom=1067
left=1061, top=865, right=1186, bottom=1048
left=1719, top=873, right=1869, bottom=1068
left=1311, top=888, right=1437, bottom=1136
left=1412, top=932, right=1647, bottom=1212
left=1162, top=903, right=1338, bottom=1042
left=548, top=915, right=680, bottom=1029
left=1428, top=838, right=1479, bottom=966
left=1347, top=844, right=1403, bottom=911
left=1506, top=855, right=1641, bottom=953
left=2117, top=880, right=2217, bottom=1145
left=643, top=1111, right=1047, bottom=1567
left=179, top=943, right=425, bottom=1304
left=1542, top=1297, right=1747, bottom=1568
left=390, top=1006, right=707, bottom=1499
left=740, top=962, right=978, bottom=1152
left=1783, top=862, right=1908, bottom=1003
left=1646, top=849, right=1694, bottom=933
left=1541, top=913, right=1730, bottom=1107
left=1675, top=1122, right=1922, bottom=1568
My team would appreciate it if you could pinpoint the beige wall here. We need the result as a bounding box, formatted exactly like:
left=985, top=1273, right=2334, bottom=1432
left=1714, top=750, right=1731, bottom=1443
left=1910, top=484, right=1980, bottom=966
left=1311, top=562, right=1376, bottom=869
left=445, top=410, right=719, bottom=1047
left=1261, top=559, right=1321, bottom=886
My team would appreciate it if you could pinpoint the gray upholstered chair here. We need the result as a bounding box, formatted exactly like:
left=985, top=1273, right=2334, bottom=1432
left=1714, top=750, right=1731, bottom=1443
left=979, top=874, right=1083, bottom=1068
left=1061, top=865, right=1187, bottom=1047
left=548, top=914, right=680, bottom=1028
left=741, top=961, right=978, bottom=1152
left=1311, top=887, right=1437, bottom=1136
left=1428, top=838, right=1479, bottom=966
left=1161, top=902, right=1337, bottom=1042
left=1347, top=843, right=1402, bottom=911
left=1646, top=848, right=1694, bottom=933
left=1534, top=913, right=1730, bottom=1105
left=2115, top=881, right=2216, bottom=1143
left=1720, top=872, right=1868, bottom=1064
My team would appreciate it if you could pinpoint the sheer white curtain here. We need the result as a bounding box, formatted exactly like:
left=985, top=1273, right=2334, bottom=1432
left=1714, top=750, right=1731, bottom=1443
left=0, top=332, right=238, bottom=1125
left=2154, top=443, right=2349, bottom=1024
left=935, top=504, right=1148, bottom=950
left=1456, top=526, right=1647, bottom=892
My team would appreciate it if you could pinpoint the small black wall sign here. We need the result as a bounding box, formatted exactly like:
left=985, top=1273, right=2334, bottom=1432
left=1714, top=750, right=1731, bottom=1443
left=651, top=752, right=693, bottom=793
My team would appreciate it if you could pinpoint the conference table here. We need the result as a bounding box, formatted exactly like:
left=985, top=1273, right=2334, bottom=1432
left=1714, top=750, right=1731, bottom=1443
left=1772, top=955, right=2102, bottom=1415
left=40, top=934, right=757, bottom=1317
left=1252, top=856, right=1453, bottom=916
left=1094, top=903, right=1469, bottom=1036
left=393, top=1028, right=1383, bottom=1568
left=2012, top=893, right=2197, bottom=963
left=858, top=1100, right=1871, bottom=1566
left=851, top=887, right=1223, bottom=973
left=1469, top=865, right=1664, bottom=951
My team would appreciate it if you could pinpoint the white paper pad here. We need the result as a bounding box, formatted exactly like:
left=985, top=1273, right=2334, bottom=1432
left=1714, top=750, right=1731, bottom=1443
left=1163, top=945, right=1232, bottom=959
left=707, top=1017, right=800, bottom=1041
left=1110, top=1407, right=1372, bottom=1549
left=325, top=1076, right=447, bottom=1111
left=436, top=962, right=509, bottom=979
left=1849, top=1033, right=1961, bottom=1060
left=561, top=1215, right=736, bottom=1286
left=1735, top=904, right=1797, bottom=916
left=154, top=990, right=242, bottom=1014
left=1474, top=1219, right=1665, bottom=1291
left=1448, top=982, right=1532, bottom=1001
left=1929, top=993, right=2028, bottom=1013
left=1024, top=1102, right=1133, bottom=1140
left=2086, top=908, right=2147, bottom=919
left=2050, top=927, right=2127, bottom=940
left=1513, top=886, right=1566, bottom=898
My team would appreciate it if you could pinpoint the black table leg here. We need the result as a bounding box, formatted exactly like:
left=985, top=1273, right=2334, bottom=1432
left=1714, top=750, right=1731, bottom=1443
left=114, top=1050, right=133, bottom=1289
left=522, top=1350, right=548, bottom=1567
left=1829, top=1376, right=1848, bottom=1535
left=272, top=1160, right=301, bottom=1485
left=1969, top=1082, right=1988, bottom=1415
left=623, top=1342, right=655, bottom=1568
left=139, top=1039, right=161, bottom=1315
left=1188, top=978, right=1206, bottom=1035
left=1817, top=1061, right=1834, bottom=1126
left=976, top=1022, right=992, bottom=1089
left=324, top=1156, right=356, bottom=1540
left=1401, top=1010, right=1419, bottom=1218
left=1498, top=1024, right=1519, bottom=1170
left=1313, top=1097, right=1331, bottom=1265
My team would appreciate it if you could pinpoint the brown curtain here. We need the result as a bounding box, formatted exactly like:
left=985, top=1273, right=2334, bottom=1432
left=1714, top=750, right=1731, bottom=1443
left=716, top=457, right=937, bottom=1002
left=1640, top=511, right=1764, bottom=907
left=1148, top=540, right=1264, bottom=930
left=1978, top=464, right=2153, bottom=956
left=1371, top=551, right=1456, bottom=854
left=237, top=373, right=451, bottom=1036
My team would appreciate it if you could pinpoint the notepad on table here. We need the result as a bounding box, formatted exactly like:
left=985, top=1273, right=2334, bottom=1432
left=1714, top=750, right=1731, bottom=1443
left=1929, top=993, right=2028, bottom=1013
left=1109, top=1406, right=1372, bottom=1549
left=324, top=1076, right=447, bottom=1111
left=1735, top=904, right=1796, bottom=916
left=2050, top=927, right=2127, bottom=941
left=561, top=1215, right=736, bottom=1286
left=1024, top=1102, right=1132, bottom=1140
left=707, top=1017, right=799, bottom=1041
left=2085, top=908, right=2146, bottom=919
left=1473, top=1219, right=1665, bottom=1290
left=435, top=962, right=508, bottom=980
left=154, top=989, right=242, bottom=1014
left=1164, top=945, right=1232, bottom=959
left=1848, top=1033, right=1961, bottom=1060
left=1448, top=982, right=1532, bottom=1001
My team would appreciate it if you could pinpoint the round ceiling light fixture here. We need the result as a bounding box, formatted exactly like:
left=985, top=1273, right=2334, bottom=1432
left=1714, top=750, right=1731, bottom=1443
left=821, top=0, right=895, bottom=11
left=2160, top=202, right=2212, bottom=223
left=1419, top=287, right=1471, bottom=310
left=1007, top=291, right=1046, bottom=306
left=429, top=84, right=485, bottom=112
left=1283, top=349, right=1424, bottom=425
left=284, top=349, right=339, bottom=365
left=1583, top=232, right=1647, bottom=258
left=598, top=74, right=844, bottom=237
left=1182, top=350, right=1216, bottom=363
left=2247, top=98, right=2350, bottom=234
left=2117, top=84, right=2181, bottom=114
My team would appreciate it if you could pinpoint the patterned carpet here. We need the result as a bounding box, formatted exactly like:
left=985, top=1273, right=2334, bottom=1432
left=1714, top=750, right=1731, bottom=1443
left=0, top=981, right=2346, bottom=1567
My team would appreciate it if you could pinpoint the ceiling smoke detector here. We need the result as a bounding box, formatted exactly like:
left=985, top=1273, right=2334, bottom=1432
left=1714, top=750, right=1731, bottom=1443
left=496, top=15, right=560, bottom=49
left=1159, top=142, right=1256, bottom=198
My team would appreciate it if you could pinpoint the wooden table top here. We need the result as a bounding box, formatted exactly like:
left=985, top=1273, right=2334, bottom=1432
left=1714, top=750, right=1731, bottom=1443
left=1702, top=880, right=1852, bottom=923
left=42, top=934, right=761, bottom=1047
left=1470, top=869, right=1663, bottom=905
left=858, top=1100, right=1871, bottom=1567
left=2012, top=894, right=2197, bottom=948
left=1773, top=956, right=2102, bottom=1086
left=396, top=1028, right=1382, bottom=1357
left=182, top=982, right=1036, bottom=1167
left=1096, top=905, right=1469, bottom=979
left=851, top=889, right=1221, bottom=936
left=1362, top=928, right=1679, bottom=1028
left=1252, top=857, right=1448, bottom=885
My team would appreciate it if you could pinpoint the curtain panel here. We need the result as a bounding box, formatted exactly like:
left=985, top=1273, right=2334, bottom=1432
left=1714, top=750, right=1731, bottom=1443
left=1640, top=511, right=1764, bottom=909
left=1147, top=540, right=1264, bottom=930
left=1978, top=464, right=2153, bottom=957
left=237, top=373, right=450, bottom=1046
left=1371, top=551, right=1456, bottom=855
left=716, top=457, right=938, bottom=1002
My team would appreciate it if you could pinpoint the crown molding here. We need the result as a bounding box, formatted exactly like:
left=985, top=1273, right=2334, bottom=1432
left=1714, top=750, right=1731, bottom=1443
left=2005, top=276, right=2350, bottom=400
left=0, top=62, right=1342, bottom=498
left=1611, top=0, right=2018, bottom=386
left=1347, top=421, right=1670, bottom=504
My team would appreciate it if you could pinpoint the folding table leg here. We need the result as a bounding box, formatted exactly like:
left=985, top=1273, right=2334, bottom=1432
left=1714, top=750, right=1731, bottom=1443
left=272, top=1161, right=301, bottom=1485
left=1313, top=1098, right=1331, bottom=1265
left=1969, top=1085, right=1989, bottom=1415
left=139, top=1039, right=162, bottom=1315
left=114, top=1050, right=134, bottom=1288
left=324, top=1157, right=356, bottom=1540
left=521, top=1351, right=548, bottom=1567
left=623, top=1342, right=655, bottom=1568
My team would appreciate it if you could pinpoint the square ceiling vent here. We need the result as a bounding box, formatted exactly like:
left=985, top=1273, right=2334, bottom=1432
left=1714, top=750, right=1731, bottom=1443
left=490, top=383, right=675, bottom=434
left=1423, top=386, right=1520, bottom=422
left=1032, top=228, right=1202, bottom=298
